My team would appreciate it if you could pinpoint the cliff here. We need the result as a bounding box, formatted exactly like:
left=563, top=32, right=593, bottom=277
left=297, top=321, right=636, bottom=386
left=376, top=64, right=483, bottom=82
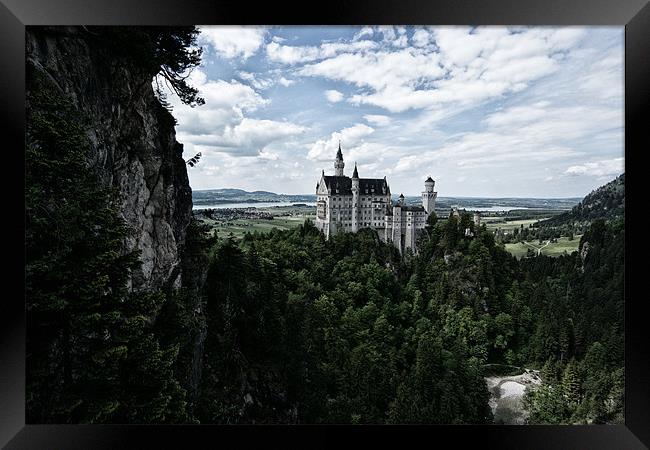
left=26, top=26, right=193, bottom=291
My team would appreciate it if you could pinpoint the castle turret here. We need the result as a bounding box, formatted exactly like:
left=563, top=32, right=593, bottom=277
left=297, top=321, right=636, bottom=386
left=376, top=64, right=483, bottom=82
left=334, top=141, right=345, bottom=176
left=351, top=162, right=359, bottom=232
left=422, top=176, right=437, bottom=214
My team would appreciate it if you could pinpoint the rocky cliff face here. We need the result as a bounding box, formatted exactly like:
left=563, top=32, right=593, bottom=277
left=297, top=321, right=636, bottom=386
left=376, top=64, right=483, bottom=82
left=26, top=27, right=193, bottom=291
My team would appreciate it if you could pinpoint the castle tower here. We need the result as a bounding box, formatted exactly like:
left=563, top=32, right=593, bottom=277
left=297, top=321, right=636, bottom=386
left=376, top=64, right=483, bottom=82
left=422, top=176, right=437, bottom=214
left=334, top=141, right=345, bottom=176
left=351, top=162, right=360, bottom=232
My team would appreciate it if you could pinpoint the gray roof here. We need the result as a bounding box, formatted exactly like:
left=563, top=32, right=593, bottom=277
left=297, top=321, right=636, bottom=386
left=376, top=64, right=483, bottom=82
left=425, top=176, right=434, bottom=183
left=322, top=175, right=389, bottom=195
left=322, top=176, right=351, bottom=194
left=359, top=178, right=389, bottom=194
left=399, top=205, right=426, bottom=212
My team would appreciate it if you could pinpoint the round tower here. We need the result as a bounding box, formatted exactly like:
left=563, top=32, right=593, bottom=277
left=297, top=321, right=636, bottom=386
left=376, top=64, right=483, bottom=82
left=422, top=176, right=437, bottom=214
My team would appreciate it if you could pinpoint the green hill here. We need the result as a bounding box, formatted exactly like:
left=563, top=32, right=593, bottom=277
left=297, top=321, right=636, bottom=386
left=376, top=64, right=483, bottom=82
left=538, top=173, right=624, bottom=227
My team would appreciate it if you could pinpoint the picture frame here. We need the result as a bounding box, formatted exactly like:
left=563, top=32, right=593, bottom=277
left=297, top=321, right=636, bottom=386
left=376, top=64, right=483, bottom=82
left=1, top=0, right=647, bottom=447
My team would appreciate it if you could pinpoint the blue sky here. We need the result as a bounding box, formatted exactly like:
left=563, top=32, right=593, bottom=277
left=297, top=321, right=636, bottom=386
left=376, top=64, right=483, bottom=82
left=165, top=26, right=624, bottom=197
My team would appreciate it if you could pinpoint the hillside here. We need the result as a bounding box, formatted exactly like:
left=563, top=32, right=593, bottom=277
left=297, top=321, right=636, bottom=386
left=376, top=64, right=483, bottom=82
left=537, top=173, right=624, bottom=227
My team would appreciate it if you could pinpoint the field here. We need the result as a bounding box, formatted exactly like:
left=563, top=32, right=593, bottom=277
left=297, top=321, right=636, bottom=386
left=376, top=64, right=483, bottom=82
left=504, top=235, right=582, bottom=259
left=483, top=217, right=548, bottom=233
left=197, top=205, right=316, bottom=239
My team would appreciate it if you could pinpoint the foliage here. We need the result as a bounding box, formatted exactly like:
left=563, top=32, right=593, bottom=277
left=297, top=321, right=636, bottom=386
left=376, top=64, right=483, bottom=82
left=85, top=26, right=205, bottom=107
left=186, top=152, right=202, bottom=167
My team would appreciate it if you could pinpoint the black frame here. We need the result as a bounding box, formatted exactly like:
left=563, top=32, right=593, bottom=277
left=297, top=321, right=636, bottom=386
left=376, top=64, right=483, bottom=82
left=2, top=0, right=648, bottom=448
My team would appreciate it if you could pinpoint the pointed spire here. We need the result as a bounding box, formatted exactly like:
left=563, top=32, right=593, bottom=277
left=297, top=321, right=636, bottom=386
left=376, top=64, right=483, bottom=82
left=336, top=141, right=343, bottom=160
left=352, top=162, right=359, bottom=178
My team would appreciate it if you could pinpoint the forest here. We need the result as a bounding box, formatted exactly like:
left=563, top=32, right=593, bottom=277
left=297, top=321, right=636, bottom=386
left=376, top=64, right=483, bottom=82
left=25, top=26, right=624, bottom=425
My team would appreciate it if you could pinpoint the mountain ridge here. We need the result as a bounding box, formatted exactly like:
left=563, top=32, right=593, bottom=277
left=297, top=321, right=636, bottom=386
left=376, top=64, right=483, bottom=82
left=538, top=173, right=624, bottom=227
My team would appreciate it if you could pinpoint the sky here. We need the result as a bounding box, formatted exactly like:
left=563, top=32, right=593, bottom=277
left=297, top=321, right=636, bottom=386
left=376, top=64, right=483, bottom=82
left=163, top=26, right=624, bottom=198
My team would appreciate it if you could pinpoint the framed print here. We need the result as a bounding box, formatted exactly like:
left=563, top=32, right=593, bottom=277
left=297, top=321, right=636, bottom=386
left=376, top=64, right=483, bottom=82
left=1, top=0, right=648, bottom=448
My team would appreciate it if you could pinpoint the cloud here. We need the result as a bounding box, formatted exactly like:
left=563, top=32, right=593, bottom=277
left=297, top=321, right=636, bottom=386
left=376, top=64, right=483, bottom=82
left=238, top=71, right=273, bottom=90
left=353, top=27, right=374, bottom=40
left=363, top=114, right=392, bottom=126
left=393, top=98, right=621, bottom=173
left=266, top=40, right=379, bottom=65
left=162, top=68, right=306, bottom=160
left=181, top=118, right=306, bottom=156
left=565, top=158, right=624, bottom=177
left=307, top=124, right=375, bottom=161
left=165, top=70, right=269, bottom=136
left=199, top=26, right=267, bottom=60
left=411, top=28, right=434, bottom=48
left=325, top=89, right=344, bottom=102
left=258, top=149, right=280, bottom=160
left=288, top=27, right=588, bottom=113
left=376, top=26, right=408, bottom=47
left=278, top=77, right=295, bottom=87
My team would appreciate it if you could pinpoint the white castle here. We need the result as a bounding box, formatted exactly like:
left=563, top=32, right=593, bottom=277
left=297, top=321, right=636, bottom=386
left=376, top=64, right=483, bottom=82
left=315, top=143, right=437, bottom=253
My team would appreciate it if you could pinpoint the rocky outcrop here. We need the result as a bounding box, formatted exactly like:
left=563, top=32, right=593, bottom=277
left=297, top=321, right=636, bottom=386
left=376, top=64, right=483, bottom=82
left=26, top=27, right=193, bottom=291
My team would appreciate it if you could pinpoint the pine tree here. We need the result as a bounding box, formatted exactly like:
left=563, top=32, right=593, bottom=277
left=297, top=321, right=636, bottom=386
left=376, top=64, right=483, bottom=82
left=562, top=359, right=582, bottom=413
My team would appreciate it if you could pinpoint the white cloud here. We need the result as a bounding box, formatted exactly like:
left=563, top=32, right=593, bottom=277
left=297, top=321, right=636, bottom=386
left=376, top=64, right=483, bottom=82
left=411, top=28, right=434, bottom=48
left=565, top=158, right=624, bottom=177
left=363, top=114, right=392, bottom=126
left=353, top=27, right=374, bottom=41
left=200, top=26, right=266, bottom=60
left=291, top=27, right=588, bottom=113
left=238, top=71, right=273, bottom=90
left=183, top=118, right=306, bottom=156
left=394, top=98, right=621, bottom=173
left=165, top=70, right=269, bottom=136
left=259, top=149, right=280, bottom=160
left=308, top=124, right=375, bottom=161
left=325, top=89, right=344, bottom=103
left=278, top=77, right=295, bottom=87
left=266, top=40, right=379, bottom=65
left=162, top=68, right=306, bottom=160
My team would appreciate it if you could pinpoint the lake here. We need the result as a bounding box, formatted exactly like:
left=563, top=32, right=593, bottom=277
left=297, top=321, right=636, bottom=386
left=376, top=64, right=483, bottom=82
left=194, top=202, right=535, bottom=212
left=461, top=206, right=535, bottom=212
left=193, top=202, right=316, bottom=210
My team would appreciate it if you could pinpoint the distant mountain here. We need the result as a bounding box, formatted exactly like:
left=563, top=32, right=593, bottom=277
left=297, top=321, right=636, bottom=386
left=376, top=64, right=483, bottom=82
left=538, top=173, right=624, bottom=227
left=192, top=188, right=316, bottom=205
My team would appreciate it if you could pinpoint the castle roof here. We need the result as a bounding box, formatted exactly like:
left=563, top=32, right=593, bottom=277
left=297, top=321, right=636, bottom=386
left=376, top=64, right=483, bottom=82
left=352, top=163, right=359, bottom=178
left=400, top=205, right=426, bottom=212
left=425, top=176, right=434, bottom=183
left=322, top=175, right=389, bottom=195
left=336, top=142, right=343, bottom=160
left=322, top=175, right=351, bottom=194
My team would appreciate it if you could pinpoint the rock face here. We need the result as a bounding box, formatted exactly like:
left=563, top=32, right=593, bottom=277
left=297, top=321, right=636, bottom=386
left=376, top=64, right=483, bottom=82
left=26, top=27, right=193, bottom=291
left=485, top=369, right=542, bottom=424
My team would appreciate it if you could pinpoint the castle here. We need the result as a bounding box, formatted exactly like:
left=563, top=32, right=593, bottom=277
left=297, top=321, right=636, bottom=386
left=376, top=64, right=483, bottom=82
left=315, top=144, right=437, bottom=253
